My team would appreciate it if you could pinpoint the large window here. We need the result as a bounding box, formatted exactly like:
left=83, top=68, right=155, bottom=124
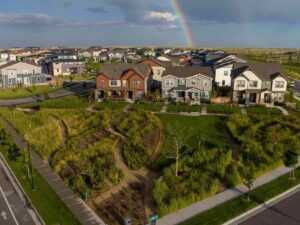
left=236, top=80, right=246, bottom=87
left=122, top=80, right=127, bottom=86
left=224, top=71, right=229, bottom=76
left=132, top=80, right=140, bottom=86
left=178, top=79, right=185, bottom=85
left=249, top=81, right=258, bottom=88
left=110, top=80, right=117, bottom=86
left=191, top=80, right=196, bottom=85
left=165, top=79, right=174, bottom=86
left=203, top=80, right=209, bottom=87
left=275, top=81, right=284, bottom=88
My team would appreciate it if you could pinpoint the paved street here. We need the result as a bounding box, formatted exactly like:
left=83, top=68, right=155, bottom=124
left=0, top=163, right=36, bottom=225
left=241, top=190, right=300, bottom=225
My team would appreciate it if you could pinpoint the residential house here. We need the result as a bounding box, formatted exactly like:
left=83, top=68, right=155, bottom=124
left=50, top=59, right=85, bottom=76
left=0, top=52, right=9, bottom=60
left=95, top=63, right=152, bottom=100
left=138, top=58, right=172, bottom=89
left=162, top=65, right=214, bottom=103
left=0, top=61, right=50, bottom=87
left=232, top=62, right=288, bottom=105
left=214, top=55, right=247, bottom=87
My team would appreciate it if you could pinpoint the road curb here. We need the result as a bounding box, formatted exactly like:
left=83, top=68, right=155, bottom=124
left=223, top=184, right=300, bottom=225
left=0, top=153, right=45, bottom=225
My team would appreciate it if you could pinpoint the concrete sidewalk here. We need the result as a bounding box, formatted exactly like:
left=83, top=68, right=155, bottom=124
left=0, top=117, right=106, bottom=225
left=157, top=160, right=300, bottom=225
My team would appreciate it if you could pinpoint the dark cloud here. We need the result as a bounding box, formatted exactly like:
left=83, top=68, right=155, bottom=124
left=62, top=1, right=72, bottom=8
left=85, top=6, right=106, bottom=13
left=176, top=0, right=300, bottom=24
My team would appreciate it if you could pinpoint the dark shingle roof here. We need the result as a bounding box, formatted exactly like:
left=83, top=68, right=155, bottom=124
left=99, top=63, right=151, bottom=79
left=232, top=62, right=287, bottom=81
left=162, top=65, right=213, bottom=79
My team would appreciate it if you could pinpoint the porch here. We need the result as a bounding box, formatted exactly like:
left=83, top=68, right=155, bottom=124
left=95, top=88, right=144, bottom=101
left=170, top=87, right=211, bottom=104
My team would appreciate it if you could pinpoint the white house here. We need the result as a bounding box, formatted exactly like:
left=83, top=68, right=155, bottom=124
left=232, top=62, right=288, bottom=105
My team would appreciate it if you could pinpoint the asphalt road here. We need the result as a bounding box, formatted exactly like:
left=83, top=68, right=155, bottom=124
left=294, top=80, right=300, bottom=94
left=0, top=163, right=35, bottom=225
left=241, top=191, right=300, bottom=225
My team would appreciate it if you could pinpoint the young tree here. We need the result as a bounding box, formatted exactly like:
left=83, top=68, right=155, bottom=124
left=167, top=126, right=188, bottom=176
left=243, top=167, right=255, bottom=202
left=283, top=148, right=299, bottom=180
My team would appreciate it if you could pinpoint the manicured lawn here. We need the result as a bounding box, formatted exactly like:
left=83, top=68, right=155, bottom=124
left=0, top=149, right=80, bottom=225
left=0, top=85, right=62, bottom=100
left=245, top=105, right=282, bottom=115
left=130, top=102, right=164, bottom=112
left=180, top=168, right=300, bottom=225
left=55, top=75, right=94, bottom=81
left=207, top=104, right=241, bottom=114
left=152, top=115, right=229, bottom=170
left=167, top=104, right=201, bottom=113
left=93, top=101, right=128, bottom=110
left=20, top=95, right=90, bottom=109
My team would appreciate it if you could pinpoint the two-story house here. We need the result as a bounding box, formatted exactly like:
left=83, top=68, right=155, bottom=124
left=139, top=58, right=172, bottom=90
left=95, top=63, right=152, bottom=100
left=0, top=61, right=49, bottom=87
left=50, top=59, right=85, bottom=76
left=162, top=66, right=214, bottom=103
left=232, top=62, right=288, bottom=105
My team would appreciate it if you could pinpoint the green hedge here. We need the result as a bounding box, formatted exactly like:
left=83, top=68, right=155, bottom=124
left=207, top=105, right=241, bottom=114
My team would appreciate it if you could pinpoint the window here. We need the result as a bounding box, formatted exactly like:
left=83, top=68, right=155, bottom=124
left=122, top=80, right=127, bottom=86
left=203, top=80, right=209, bottom=87
left=224, top=71, right=229, bottom=76
left=37, top=77, right=41, bottom=82
left=165, top=79, right=174, bottom=86
left=32, top=70, right=35, bottom=74
left=236, top=80, right=245, bottom=87
left=132, top=80, right=140, bottom=86
left=99, top=80, right=104, bottom=86
left=275, top=81, right=284, bottom=88
left=274, top=93, right=283, bottom=100
left=222, top=80, right=226, bottom=86
left=191, top=80, right=196, bottom=85
left=157, top=70, right=161, bottom=75
left=178, top=79, right=185, bottom=85
left=8, top=79, right=12, bottom=84
left=249, top=81, right=258, bottom=88
left=110, top=80, right=117, bottom=86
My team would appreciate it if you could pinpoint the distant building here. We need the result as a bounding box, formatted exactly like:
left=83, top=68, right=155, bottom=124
left=50, top=59, right=85, bottom=76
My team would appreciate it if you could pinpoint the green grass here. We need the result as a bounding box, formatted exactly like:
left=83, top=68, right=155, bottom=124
left=180, top=168, right=300, bottom=225
left=245, top=105, right=282, bottom=115
left=93, top=101, right=128, bottom=110
left=19, top=95, right=90, bottom=109
left=130, top=102, right=164, bottom=112
left=207, top=105, right=241, bottom=114
left=167, top=104, right=201, bottom=113
left=0, top=85, right=62, bottom=100
left=152, top=115, right=229, bottom=170
left=0, top=149, right=80, bottom=225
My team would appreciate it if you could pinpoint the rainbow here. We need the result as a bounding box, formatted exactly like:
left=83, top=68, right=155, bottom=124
left=171, top=0, right=195, bottom=48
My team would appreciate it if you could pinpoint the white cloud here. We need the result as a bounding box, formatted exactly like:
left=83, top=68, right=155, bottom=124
left=144, top=11, right=176, bottom=22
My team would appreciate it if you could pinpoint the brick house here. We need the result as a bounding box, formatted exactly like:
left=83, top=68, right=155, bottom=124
left=95, top=63, right=152, bottom=100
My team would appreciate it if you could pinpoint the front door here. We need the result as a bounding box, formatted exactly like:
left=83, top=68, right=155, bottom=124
left=264, top=93, right=271, bottom=103
left=188, top=92, right=193, bottom=100
left=127, top=91, right=133, bottom=99
left=249, top=93, right=257, bottom=103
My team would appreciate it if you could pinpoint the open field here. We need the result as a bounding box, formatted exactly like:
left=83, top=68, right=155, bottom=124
left=0, top=85, right=62, bottom=99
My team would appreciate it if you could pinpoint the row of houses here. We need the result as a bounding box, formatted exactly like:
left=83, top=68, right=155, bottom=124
left=95, top=55, right=288, bottom=105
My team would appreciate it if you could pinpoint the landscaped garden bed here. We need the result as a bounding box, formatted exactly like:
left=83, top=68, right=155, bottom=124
left=245, top=105, right=282, bottom=115
left=130, top=101, right=164, bottom=112
left=167, top=103, right=201, bottom=113
left=207, top=104, right=240, bottom=114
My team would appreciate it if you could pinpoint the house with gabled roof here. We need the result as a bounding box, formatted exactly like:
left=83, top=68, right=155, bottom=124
left=162, top=65, right=214, bottom=103
left=95, top=63, right=152, bottom=100
left=232, top=62, right=288, bottom=105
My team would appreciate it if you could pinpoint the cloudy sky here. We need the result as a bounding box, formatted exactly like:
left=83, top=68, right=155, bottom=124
left=0, top=0, right=299, bottom=48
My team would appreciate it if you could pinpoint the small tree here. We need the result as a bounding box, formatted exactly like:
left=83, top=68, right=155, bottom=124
left=283, top=148, right=299, bottom=180
left=167, top=126, right=188, bottom=176
left=154, top=89, right=161, bottom=102
left=243, top=167, right=255, bottom=202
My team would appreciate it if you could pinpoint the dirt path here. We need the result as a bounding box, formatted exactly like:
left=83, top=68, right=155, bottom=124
left=92, top=126, right=161, bottom=218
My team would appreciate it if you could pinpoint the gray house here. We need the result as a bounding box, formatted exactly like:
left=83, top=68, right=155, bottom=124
left=0, top=61, right=50, bottom=88
left=50, top=59, right=85, bottom=76
left=162, top=66, right=214, bottom=103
